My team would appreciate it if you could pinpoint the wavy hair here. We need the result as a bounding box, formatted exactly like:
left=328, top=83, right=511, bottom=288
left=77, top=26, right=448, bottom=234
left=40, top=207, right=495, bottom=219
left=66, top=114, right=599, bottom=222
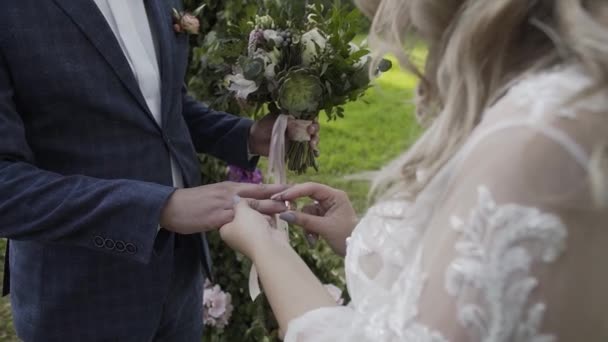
left=356, top=0, right=608, bottom=203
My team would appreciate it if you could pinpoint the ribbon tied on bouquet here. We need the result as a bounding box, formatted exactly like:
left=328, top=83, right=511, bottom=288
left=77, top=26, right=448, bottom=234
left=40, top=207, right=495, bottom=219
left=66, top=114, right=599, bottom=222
left=248, top=114, right=313, bottom=301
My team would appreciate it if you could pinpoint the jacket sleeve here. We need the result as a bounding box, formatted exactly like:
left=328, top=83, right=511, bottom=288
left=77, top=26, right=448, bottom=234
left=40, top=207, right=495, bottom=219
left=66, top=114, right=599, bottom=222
left=0, top=48, right=174, bottom=265
left=181, top=85, right=258, bottom=169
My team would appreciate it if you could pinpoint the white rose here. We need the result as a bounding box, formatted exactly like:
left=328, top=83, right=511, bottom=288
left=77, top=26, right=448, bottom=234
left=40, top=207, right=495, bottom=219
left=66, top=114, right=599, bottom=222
left=301, top=28, right=327, bottom=66
left=354, top=54, right=371, bottom=69
left=348, top=42, right=371, bottom=69
left=255, top=15, right=274, bottom=29
left=253, top=48, right=281, bottom=79
left=263, top=29, right=284, bottom=46
left=225, top=73, right=259, bottom=99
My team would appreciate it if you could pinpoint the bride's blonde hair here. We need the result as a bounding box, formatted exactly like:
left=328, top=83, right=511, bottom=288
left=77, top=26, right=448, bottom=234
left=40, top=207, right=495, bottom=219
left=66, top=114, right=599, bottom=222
left=356, top=0, right=608, bottom=202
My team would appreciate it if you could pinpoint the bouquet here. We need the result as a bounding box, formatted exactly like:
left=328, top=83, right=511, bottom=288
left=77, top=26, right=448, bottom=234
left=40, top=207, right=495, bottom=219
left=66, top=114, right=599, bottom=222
left=195, top=1, right=391, bottom=174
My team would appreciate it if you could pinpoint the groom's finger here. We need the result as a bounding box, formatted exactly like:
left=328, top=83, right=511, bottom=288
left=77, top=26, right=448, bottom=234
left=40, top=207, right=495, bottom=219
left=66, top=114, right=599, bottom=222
left=236, top=183, right=290, bottom=200
left=309, top=134, right=320, bottom=150
left=307, top=122, right=319, bottom=135
left=245, top=198, right=288, bottom=215
left=302, top=203, right=324, bottom=216
left=214, top=208, right=236, bottom=229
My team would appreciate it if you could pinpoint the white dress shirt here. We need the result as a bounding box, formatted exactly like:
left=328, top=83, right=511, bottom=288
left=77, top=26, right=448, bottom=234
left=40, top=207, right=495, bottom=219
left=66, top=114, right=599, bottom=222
left=93, top=0, right=184, bottom=189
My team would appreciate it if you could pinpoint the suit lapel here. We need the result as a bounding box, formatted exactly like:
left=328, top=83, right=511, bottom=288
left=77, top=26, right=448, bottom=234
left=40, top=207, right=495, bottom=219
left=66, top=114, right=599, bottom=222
left=52, top=0, right=161, bottom=130
left=146, top=0, right=175, bottom=129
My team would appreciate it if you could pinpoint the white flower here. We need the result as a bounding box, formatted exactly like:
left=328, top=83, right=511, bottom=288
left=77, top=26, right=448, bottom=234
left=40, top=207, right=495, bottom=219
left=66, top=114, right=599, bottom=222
left=323, top=284, right=344, bottom=305
left=301, top=28, right=327, bottom=66
left=348, top=42, right=371, bottom=69
left=263, top=29, right=284, bottom=46
left=225, top=73, right=259, bottom=99
left=354, top=54, right=371, bottom=69
left=255, top=14, right=274, bottom=29
left=252, top=48, right=281, bottom=79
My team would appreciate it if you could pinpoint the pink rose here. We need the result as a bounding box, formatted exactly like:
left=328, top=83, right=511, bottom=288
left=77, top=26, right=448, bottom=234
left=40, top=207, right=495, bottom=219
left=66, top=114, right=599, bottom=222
left=203, top=283, right=234, bottom=328
left=172, top=9, right=200, bottom=35
left=179, top=13, right=200, bottom=35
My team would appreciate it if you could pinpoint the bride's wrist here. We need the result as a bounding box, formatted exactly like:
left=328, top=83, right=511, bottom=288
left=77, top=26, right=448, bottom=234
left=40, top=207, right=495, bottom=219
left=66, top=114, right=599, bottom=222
left=251, top=235, right=293, bottom=263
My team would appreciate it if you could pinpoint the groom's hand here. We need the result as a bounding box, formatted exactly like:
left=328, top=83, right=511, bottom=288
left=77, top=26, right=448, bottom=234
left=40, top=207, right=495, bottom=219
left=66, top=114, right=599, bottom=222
left=160, top=182, right=289, bottom=235
left=249, top=113, right=320, bottom=157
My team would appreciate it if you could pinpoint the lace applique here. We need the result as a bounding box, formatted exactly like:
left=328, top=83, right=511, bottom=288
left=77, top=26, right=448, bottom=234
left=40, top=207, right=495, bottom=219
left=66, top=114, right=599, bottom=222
left=508, top=65, right=607, bottom=122
left=446, top=187, right=567, bottom=342
left=355, top=250, right=448, bottom=342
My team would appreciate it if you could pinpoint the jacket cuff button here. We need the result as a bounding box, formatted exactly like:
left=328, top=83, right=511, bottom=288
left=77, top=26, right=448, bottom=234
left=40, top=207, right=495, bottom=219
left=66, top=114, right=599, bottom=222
left=94, top=236, right=104, bottom=247
left=126, top=243, right=137, bottom=254
left=104, top=239, right=115, bottom=250
left=115, top=241, right=126, bottom=252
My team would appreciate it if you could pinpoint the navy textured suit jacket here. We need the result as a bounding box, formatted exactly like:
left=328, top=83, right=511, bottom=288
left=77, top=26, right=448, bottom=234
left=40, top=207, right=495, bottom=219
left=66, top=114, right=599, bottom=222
left=0, top=0, right=253, bottom=339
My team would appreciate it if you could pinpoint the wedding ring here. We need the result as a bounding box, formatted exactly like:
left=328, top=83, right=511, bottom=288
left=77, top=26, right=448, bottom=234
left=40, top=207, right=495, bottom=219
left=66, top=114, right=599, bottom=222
left=286, top=200, right=295, bottom=210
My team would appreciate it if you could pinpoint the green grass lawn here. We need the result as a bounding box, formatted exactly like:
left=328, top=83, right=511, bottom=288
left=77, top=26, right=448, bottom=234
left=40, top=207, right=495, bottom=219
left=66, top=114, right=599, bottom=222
left=0, top=54, right=421, bottom=340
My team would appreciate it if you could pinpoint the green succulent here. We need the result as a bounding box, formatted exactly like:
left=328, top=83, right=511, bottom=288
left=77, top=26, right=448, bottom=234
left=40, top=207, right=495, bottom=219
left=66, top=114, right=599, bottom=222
left=277, top=69, right=323, bottom=116
left=239, top=56, right=265, bottom=81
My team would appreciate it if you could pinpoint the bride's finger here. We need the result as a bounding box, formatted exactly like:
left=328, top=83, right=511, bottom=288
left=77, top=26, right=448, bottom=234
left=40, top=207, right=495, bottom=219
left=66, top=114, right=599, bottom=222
left=271, top=182, right=335, bottom=202
left=302, top=203, right=324, bottom=216
left=244, top=198, right=288, bottom=215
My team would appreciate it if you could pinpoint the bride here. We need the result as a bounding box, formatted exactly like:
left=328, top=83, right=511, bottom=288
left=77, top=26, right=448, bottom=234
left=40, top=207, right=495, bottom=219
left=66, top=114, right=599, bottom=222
left=221, top=0, right=608, bottom=341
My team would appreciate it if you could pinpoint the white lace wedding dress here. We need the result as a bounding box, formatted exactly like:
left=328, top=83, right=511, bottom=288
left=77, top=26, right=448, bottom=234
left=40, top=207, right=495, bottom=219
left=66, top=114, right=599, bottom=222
left=285, top=64, right=608, bottom=342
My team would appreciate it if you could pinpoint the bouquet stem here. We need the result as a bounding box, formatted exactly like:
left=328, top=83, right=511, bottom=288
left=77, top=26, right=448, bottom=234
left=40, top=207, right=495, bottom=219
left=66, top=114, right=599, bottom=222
left=287, top=142, right=318, bottom=174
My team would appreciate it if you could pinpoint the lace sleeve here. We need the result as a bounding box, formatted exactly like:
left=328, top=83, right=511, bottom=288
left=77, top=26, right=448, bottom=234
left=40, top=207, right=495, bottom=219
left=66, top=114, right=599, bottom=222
left=286, top=92, right=608, bottom=341
left=413, top=109, right=608, bottom=341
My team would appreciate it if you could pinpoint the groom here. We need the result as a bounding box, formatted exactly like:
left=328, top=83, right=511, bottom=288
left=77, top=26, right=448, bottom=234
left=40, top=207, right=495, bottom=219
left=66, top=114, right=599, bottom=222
left=0, top=0, right=316, bottom=341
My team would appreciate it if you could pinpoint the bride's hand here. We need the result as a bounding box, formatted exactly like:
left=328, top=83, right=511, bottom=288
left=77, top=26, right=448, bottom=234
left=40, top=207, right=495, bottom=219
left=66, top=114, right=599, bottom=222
left=220, top=198, right=286, bottom=260
left=272, top=182, right=358, bottom=256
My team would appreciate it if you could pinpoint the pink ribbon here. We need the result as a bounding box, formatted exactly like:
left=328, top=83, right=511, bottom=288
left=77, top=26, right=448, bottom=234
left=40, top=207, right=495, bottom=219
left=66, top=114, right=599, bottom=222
left=248, top=114, right=312, bottom=301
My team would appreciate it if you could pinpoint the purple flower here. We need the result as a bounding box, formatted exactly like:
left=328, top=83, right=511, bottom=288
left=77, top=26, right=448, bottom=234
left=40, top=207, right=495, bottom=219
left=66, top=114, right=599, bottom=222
left=248, top=29, right=265, bottom=57
left=227, top=165, right=263, bottom=184
left=203, top=282, right=234, bottom=329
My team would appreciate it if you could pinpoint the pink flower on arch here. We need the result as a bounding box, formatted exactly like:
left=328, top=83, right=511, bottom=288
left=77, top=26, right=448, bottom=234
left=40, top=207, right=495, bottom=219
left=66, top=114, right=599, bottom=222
left=203, top=281, right=234, bottom=328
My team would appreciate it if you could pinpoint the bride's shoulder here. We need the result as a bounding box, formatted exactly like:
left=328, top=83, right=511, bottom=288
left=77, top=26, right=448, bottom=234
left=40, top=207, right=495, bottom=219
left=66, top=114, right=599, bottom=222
left=491, top=64, right=607, bottom=120
left=450, top=64, right=608, bottom=211
left=478, top=63, right=608, bottom=153
left=365, top=199, right=410, bottom=220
